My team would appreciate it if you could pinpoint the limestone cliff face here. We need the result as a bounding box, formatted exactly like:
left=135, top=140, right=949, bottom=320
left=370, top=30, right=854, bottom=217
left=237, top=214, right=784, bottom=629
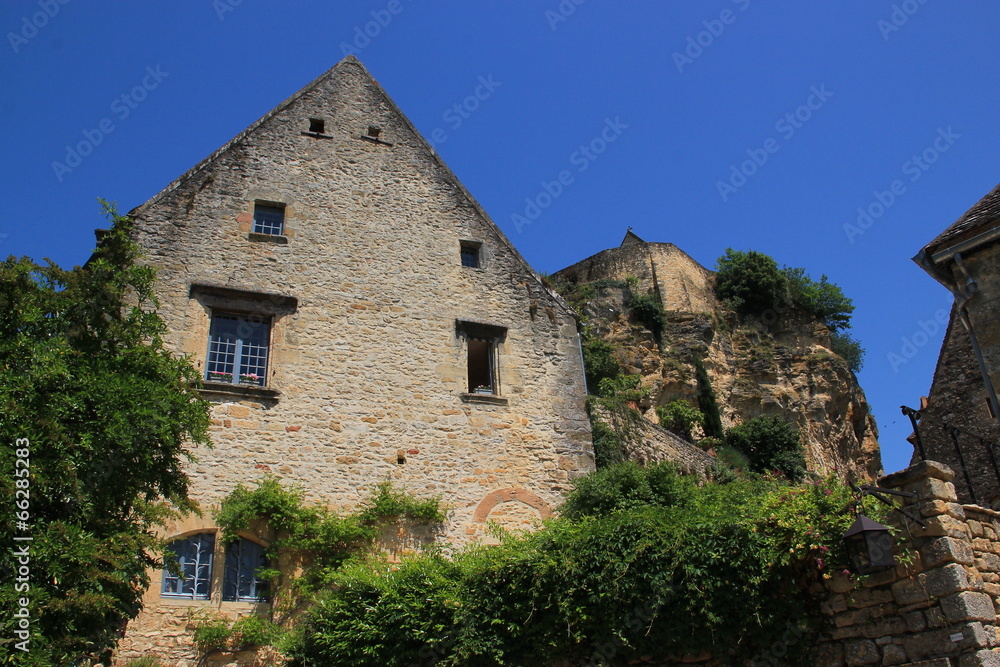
left=554, top=238, right=883, bottom=482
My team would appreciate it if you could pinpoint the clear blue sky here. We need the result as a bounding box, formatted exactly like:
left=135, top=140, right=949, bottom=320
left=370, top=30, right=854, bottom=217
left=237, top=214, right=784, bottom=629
left=3, top=1, right=998, bottom=474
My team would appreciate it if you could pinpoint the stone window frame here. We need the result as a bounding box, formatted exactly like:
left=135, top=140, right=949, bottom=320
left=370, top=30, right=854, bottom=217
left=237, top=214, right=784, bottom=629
left=161, top=532, right=215, bottom=600
left=240, top=198, right=295, bottom=244
left=460, top=239, right=484, bottom=269
left=190, top=283, right=297, bottom=400
left=158, top=528, right=276, bottom=610
left=222, top=537, right=270, bottom=603
left=456, top=319, right=507, bottom=404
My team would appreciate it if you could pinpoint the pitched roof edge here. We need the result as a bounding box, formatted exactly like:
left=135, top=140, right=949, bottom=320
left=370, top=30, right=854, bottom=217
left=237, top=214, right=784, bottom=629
left=126, top=56, right=574, bottom=318
left=128, top=56, right=362, bottom=218
left=353, top=61, right=577, bottom=318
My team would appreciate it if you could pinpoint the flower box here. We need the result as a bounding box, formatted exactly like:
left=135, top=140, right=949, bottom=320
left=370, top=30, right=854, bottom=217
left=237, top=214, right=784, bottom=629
left=207, top=372, right=233, bottom=383
left=239, top=374, right=261, bottom=386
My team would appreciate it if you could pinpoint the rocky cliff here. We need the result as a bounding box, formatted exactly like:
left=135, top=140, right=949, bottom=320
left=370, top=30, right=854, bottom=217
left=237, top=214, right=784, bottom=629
left=553, top=234, right=883, bottom=482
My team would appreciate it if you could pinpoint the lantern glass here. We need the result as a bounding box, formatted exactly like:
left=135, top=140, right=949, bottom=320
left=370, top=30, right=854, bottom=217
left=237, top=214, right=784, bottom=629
left=842, top=515, right=895, bottom=575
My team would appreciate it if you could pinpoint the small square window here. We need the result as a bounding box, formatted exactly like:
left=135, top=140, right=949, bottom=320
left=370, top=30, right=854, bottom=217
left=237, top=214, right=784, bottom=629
left=308, top=118, right=325, bottom=134
left=253, top=203, right=285, bottom=236
left=460, top=242, right=481, bottom=268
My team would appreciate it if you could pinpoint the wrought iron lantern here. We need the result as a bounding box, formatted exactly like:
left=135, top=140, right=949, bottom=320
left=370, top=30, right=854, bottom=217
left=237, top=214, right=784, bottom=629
left=842, top=515, right=895, bottom=574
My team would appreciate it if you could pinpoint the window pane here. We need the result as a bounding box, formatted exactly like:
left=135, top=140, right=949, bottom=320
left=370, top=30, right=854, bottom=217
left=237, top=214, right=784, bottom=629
left=162, top=534, right=214, bottom=600
left=223, top=539, right=269, bottom=602
left=253, top=205, right=285, bottom=236
left=206, top=314, right=270, bottom=385
left=461, top=247, right=478, bottom=268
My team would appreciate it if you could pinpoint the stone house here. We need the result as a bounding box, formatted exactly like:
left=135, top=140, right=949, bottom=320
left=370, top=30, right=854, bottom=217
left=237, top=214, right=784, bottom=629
left=112, top=56, right=593, bottom=663
left=912, top=182, right=1000, bottom=506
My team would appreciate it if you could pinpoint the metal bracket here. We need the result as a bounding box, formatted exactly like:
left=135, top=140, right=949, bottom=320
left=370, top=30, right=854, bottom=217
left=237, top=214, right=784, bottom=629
left=853, top=484, right=927, bottom=527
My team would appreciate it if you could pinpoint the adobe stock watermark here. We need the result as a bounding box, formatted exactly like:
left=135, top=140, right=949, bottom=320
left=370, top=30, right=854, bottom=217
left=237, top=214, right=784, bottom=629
left=426, top=75, right=501, bottom=149
left=878, top=0, right=930, bottom=41
left=843, top=126, right=959, bottom=244
left=510, top=116, right=628, bottom=234
left=887, top=298, right=951, bottom=373
left=10, top=437, right=32, bottom=653
left=545, top=0, right=586, bottom=31
left=716, top=84, right=833, bottom=202
left=7, top=0, right=70, bottom=54
left=51, top=65, right=170, bottom=183
left=672, top=0, right=751, bottom=73
left=212, top=0, right=243, bottom=21
left=339, top=0, right=410, bottom=57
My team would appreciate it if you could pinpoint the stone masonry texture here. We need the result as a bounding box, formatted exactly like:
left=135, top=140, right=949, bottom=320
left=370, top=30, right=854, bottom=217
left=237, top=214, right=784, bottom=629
left=113, top=56, right=594, bottom=664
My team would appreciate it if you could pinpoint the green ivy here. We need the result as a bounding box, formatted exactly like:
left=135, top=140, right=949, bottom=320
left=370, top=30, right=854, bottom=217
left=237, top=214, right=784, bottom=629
left=214, top=477, right=444, bottom=594
left=285, top=466, right=892, bottom=666
left=626, top=291, right=667, bottom=341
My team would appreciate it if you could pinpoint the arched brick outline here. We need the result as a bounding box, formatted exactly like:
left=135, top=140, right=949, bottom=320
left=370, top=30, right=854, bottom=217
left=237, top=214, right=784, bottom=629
left=472, top=488, right=553, bottom=522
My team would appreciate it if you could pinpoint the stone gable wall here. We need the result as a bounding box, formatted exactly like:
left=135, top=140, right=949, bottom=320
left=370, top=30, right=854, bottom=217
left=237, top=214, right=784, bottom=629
left=114, top=59, right=593, bottom=663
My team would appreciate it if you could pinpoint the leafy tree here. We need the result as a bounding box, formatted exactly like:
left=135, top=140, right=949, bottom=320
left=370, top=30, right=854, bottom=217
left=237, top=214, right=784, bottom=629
left=829, top=330, right=865, bottom=373
left=714, top=248, right=787, bottom=318
left=655, top=400, right=704, bottom=441
left=0, top=201, right=211, bottom=666
left=724, top=415, right=807, bottom=481
left=694, top=357, right=724, bottom=439
left=783, top=267, right=854, bottom=333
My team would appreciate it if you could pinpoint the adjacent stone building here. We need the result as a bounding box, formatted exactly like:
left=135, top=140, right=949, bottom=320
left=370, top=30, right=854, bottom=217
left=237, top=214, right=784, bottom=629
left=912, top=182, right=1000, bottom=506
left=113, top=56, right=593, bottom=663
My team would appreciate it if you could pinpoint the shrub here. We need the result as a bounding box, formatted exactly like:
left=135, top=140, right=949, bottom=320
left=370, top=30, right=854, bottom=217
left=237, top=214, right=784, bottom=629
left=124, top=658, right=167, bottom=667
left=559, top=461, right=695, bottom=519
left=589, top=418, right=627, bottom=469
left=596, top=374, right=646, bottom=402
left=724, top=416, right=807, bottom=481
left=192, top=616, right=232, bottom=654
left=230, top=615, right=283, bottom=649
left=361, top=481, right=446, bottom=523
left=830, top=330, right=865, bottom=373
left=626, top=291, right=667, bottom=340
left=656, top=400, right=704, bottom=441
left=714, top=248, right=787, bottom=319
left=286, top=471, right=888, bottom=666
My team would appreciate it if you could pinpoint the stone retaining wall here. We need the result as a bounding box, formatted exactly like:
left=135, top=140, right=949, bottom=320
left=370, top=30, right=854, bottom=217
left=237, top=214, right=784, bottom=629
left=815, top=461, right=1000, bottom=666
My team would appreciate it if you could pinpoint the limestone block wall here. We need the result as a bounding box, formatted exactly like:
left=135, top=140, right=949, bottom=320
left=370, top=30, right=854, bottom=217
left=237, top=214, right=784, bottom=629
left=815, top=461, right=1000, bottom=666
left=114, top=57, right=593, bottom=664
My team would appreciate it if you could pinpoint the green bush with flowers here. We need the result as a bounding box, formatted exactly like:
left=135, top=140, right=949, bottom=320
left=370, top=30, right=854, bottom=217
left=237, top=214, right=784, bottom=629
left=285, top=463, right=893, bottom=666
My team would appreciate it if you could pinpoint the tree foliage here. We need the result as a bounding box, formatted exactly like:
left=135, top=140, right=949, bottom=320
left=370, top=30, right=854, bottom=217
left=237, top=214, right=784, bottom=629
left=0, top=201, right=211, bottom=666
left=714, top=248, right=863, bottom=370
left=714, top=248, right=788, bottom=319
left=655, top=400, right=704, bottom=441
left=580, top=336, right=621, bottom=392
left=724, top=415, right=807, bottom=481
left=694, top=357, right=724, bottom=439
left=829, top=331, right=865, bottom=374
left=286, top=465, right=888, bottom=666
